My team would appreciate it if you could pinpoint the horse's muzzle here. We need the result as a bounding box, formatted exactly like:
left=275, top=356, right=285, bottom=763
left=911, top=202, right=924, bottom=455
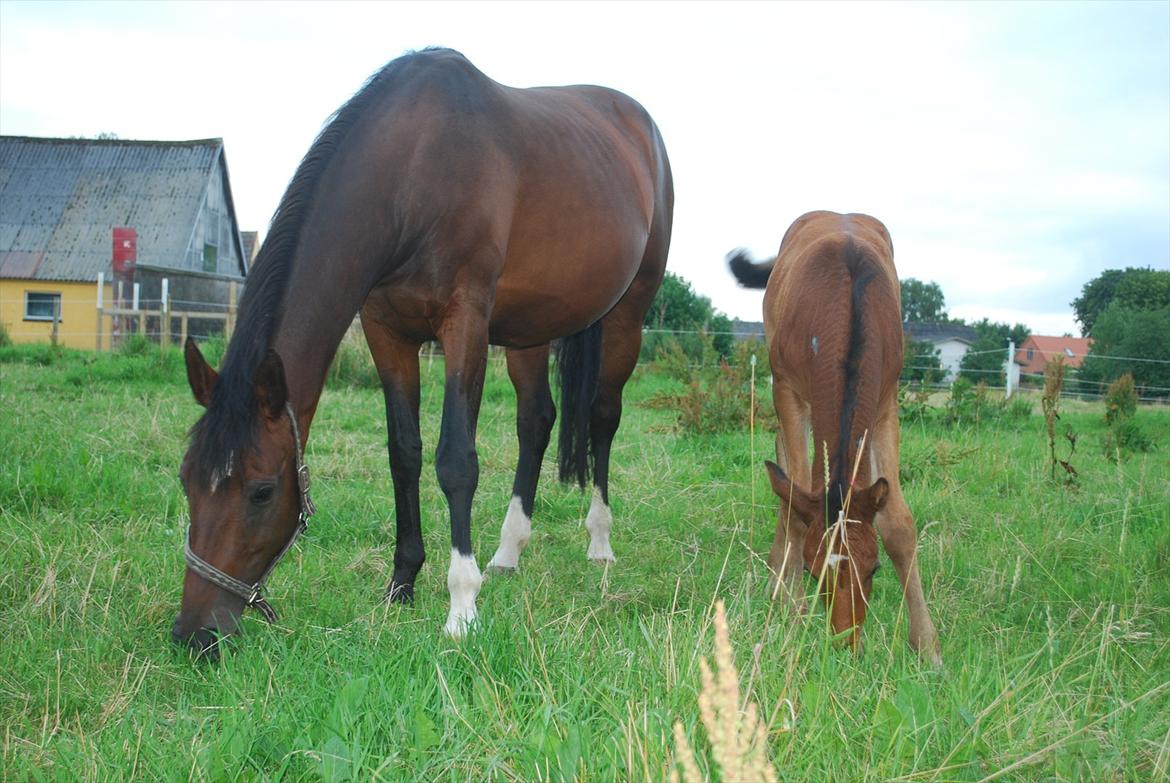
left=171, top=618, right=225, bottom=662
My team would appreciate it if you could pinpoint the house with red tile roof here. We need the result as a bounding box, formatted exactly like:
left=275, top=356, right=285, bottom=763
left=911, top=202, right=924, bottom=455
left=1014, top=335, right=1093, bottom=376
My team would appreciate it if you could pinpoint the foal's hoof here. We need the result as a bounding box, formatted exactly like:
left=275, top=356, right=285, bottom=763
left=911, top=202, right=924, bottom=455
left=386, top=582, right=415, bottom=604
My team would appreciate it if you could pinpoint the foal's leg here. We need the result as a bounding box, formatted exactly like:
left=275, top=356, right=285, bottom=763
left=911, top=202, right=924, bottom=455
left=767, top=383, right=811, bottom=612
left=486, top=344, right=556, bottom=571
left=361, top=317, right=425, bottom=603
left=872, top=408, right=942, bottom=664
left=435, top=309, right=490, bottom=637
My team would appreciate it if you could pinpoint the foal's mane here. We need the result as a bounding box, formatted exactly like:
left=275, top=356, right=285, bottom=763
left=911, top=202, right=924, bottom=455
left=188, top=48, right=460, bottom=483
left=826, top=238, right=878, bottom=522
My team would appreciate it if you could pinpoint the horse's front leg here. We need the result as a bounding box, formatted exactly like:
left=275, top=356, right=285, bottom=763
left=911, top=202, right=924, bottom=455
left=435, top=309, right=490, bottom=637
left=487, top=344, right=555, bottom=572
left=361, top=316, right=425, bottom=603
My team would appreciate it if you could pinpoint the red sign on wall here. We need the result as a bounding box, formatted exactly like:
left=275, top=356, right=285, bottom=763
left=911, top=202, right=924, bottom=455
left=113, top=227, right=137, bottom=274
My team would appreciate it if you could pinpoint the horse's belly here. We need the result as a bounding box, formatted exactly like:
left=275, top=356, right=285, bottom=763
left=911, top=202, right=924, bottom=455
left=488, top=273, right=629, bottom=347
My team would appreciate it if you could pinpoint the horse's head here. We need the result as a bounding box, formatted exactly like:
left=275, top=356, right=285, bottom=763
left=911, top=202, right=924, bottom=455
left=764, top=460, right=887, bottom=648
left=172, top=339, right=306, bottom=661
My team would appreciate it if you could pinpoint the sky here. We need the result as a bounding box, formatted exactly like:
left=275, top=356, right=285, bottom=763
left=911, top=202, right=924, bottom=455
left=2, top=1, right=1167, bottom=336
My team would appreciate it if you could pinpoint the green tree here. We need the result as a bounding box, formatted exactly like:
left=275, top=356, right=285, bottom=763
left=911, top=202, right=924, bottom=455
left=1078, top=303, right=1170, bottom=396
left=642, top=272, right=733, bottom=361
left=900, top=279, right=949, bottom=323
left=958, top=318, right=1030, bottom=386
left=901, top=338, right=943, bottom=383
left=1072, top=267, right=1170, bottom=337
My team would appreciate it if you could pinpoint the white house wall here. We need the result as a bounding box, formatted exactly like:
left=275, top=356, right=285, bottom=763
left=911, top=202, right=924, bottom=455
left=937, top=338, right=969, bottom=381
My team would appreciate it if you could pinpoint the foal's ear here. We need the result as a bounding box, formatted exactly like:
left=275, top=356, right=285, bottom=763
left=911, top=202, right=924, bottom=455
left=184, top=338, right=219, bottom=408
left=252, top=350, right=289, bottom=420
left=764, top=460, right=819, bottom=522
left=854, top=477, right=890, bottom=521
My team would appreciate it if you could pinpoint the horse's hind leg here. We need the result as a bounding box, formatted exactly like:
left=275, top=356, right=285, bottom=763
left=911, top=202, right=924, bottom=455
left=486, top=344, right=556, bottom=571
left=583, top=298, right=653, bottom=563
left=871, top=408, right=942, bottom=664
left=361, top=316, right=425, bottom=603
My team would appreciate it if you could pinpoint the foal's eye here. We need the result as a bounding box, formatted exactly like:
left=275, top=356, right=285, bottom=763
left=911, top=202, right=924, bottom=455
left=250, top=484, right=276, bottom=505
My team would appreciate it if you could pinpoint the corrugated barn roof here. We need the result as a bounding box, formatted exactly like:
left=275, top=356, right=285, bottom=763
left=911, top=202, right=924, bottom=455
left=0, top=136, right=232, bottom=282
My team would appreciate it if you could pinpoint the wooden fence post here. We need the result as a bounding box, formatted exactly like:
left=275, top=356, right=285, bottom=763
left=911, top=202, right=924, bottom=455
left=133, top=283, right=144, bottom=337
left=95, top=273, right=105, bottom=352
left=226, top=281, right=238, bottom=340
left=180, top=314, right=188, bottom=347
left=160, top=278, right=170, bottom=351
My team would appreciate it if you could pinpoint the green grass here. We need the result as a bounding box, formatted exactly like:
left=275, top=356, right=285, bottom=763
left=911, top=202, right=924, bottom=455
left=2, top=344, right=1168, bottom=781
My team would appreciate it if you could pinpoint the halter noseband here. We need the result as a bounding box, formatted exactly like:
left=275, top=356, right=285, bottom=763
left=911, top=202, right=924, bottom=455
left=183, top=402, right=316, bottom=623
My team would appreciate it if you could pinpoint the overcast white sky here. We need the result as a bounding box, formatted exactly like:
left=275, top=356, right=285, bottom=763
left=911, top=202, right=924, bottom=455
left=2, top=1, right=1167, bottom=335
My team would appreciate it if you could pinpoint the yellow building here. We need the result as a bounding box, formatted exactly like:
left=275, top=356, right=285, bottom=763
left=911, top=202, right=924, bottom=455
left=0, top=278, right=113, bottom=350
left=0, top=135, right=249, bottom=351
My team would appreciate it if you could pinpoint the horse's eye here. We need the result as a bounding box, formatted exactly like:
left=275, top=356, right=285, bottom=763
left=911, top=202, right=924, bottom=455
left=250, top=484, right=276, bottom=505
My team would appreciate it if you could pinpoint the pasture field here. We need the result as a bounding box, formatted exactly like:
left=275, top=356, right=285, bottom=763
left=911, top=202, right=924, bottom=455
left=2, top=342, right=1168, bottom=782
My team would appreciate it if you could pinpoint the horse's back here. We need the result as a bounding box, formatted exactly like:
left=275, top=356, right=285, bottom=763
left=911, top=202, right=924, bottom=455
left=352, top=49, right=671, bottom=346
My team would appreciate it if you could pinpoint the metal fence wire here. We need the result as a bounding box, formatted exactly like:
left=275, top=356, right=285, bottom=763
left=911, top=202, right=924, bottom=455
left=5, top=294, right=1167, bottom=402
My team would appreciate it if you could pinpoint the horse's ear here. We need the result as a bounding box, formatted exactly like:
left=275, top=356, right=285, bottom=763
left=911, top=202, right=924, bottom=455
left=252, top=350, right=288, bottom=420
left=184, top=338, right=218, bottom=408
left=764, top=460, right=818, bottom=522
left=854, top=477, right=890, bottom=522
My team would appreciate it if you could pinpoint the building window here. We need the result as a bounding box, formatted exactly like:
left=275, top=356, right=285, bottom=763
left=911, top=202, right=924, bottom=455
left=203, top=243, right=218, bottom=273
left=206, top=209, right=219, bottom=247
left=24, top=291, right=61, bottom=321
left=1026, top=349, right=1033, bottom=361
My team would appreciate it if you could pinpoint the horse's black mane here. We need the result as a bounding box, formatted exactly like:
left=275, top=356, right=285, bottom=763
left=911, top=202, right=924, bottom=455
left=188, top=48, right=463, bottom=483
left=827, top=239, right=878, bottom=522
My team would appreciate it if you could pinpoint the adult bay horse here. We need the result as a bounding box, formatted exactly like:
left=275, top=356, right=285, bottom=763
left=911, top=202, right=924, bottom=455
left=173, top=48, right=673, bottom=657
left=729, top=211, right=940, bottom=663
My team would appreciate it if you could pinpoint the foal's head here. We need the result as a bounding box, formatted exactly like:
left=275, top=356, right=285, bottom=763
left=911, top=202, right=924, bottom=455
left=172, top=340, right=303, bottom=660
left=764, top=461, right=888, bottom=648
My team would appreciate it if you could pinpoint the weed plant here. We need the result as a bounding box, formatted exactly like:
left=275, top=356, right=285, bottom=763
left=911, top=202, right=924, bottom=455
left=1102, top=373, right=1155, bottom=459
left=643, top=336, right=773, bottom=435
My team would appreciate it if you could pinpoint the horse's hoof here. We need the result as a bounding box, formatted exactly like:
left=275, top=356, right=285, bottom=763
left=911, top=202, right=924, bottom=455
left=484, top=562, right=518, bottom=576
left=386, top=583, right=415, bottom=604
left=587, top=554, right=616, bottom=565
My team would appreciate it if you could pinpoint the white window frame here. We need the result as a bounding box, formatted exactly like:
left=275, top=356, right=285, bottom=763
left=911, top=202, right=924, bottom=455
left=24, top=291, right=62, bottom=322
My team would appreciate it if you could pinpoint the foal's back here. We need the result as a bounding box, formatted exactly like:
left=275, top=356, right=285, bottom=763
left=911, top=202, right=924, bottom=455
left=763, top=210, right=902, bottom=420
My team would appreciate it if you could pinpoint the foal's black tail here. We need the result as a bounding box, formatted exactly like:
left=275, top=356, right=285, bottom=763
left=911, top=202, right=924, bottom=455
left=556, top=321, right=603, bottom=488
left=727, top=248, right=775, bottom=289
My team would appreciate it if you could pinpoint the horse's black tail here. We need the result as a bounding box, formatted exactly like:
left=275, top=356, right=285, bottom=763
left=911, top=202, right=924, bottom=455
left=556, top=321, right=603, bottom=488
left=727, top=248, right=775, bottom=289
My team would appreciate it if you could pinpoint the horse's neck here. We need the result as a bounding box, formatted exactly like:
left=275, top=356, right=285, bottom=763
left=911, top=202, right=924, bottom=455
left=270, top=253, right=375, bottom=438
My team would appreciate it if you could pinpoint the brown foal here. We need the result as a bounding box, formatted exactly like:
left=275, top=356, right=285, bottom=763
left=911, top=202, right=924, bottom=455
left=730, top=211, right=941, bottom=663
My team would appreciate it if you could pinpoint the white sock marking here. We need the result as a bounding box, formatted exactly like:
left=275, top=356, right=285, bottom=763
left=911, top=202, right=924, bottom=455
left=584, top=489, right=615, bottom=562
left=486, top=496, right=531, bottom=571
left=444, top=548, right=482, bottom=638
